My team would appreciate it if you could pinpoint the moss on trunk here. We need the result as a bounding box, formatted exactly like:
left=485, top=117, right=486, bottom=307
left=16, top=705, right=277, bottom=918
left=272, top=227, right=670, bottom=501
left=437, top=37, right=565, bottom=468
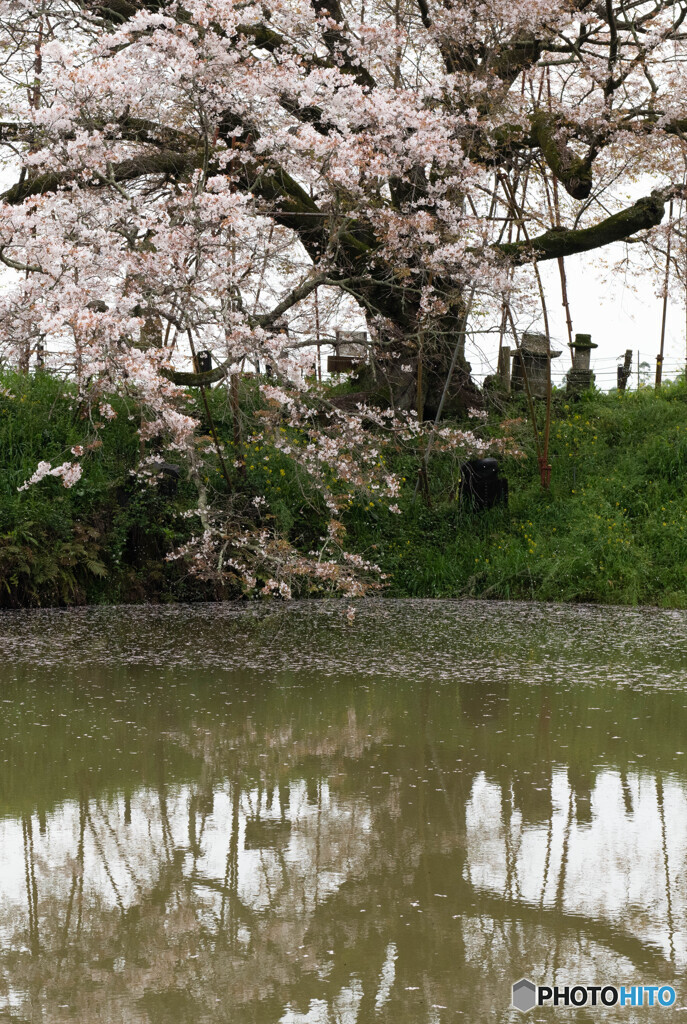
left=498, top=192, right=666, bottom=263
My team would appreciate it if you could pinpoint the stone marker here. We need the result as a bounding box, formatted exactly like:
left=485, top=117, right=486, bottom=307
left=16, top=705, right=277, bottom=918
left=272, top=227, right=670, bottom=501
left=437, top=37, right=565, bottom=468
left=567, top=332, right=597, bottom=395
left=511, top=333, right=561, bottom=398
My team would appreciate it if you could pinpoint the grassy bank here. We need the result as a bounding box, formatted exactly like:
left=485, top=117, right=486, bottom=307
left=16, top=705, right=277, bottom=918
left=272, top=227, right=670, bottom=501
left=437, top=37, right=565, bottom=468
left=371, top=385, right=687, bottom=606
left=2, top=368, right=687, bottom=607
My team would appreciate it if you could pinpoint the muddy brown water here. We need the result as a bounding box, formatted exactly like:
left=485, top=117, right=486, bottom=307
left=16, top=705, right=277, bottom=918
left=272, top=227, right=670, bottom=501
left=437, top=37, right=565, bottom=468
left=0, top=599, right=686, bottom=1022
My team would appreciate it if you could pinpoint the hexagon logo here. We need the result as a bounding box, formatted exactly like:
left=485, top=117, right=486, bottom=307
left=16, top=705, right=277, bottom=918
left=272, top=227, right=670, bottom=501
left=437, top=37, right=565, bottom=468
left=512, top=978, right=537, bottom=1013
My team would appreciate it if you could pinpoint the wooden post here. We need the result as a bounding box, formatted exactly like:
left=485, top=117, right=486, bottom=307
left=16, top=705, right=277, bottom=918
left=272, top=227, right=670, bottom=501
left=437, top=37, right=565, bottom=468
left=617, top=350, right=632, bottom=391
left=231, top=373, right=245, bottom=476
left=416, top=353, right=424, bottom=422
left=656, top=198, right=673, bottom=388
left=498, top=345, right=511, bottom=391
left=314, top=285, right=322, bottom=383
left=186, top=330, right=232, bottom=491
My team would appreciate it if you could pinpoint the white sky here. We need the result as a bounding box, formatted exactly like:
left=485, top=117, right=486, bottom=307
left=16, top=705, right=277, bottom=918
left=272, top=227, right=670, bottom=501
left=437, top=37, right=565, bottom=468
left=468, top=241, right=687, bottom=392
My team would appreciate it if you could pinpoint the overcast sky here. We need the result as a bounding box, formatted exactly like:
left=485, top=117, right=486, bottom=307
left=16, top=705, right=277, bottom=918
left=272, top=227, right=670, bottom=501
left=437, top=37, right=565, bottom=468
left=468, top=240, right=687, bottom=392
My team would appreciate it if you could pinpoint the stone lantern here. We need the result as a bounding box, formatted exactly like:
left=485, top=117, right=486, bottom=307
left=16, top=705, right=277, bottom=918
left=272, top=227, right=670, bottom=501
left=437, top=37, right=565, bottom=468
left=567, top=333, right=598, bottom=395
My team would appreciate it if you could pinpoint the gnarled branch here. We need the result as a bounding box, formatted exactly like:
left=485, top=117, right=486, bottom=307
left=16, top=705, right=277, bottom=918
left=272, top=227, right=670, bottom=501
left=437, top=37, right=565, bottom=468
left=497, top=190, right=669, bottom=262
left=1, top=149, right=203, bottom=205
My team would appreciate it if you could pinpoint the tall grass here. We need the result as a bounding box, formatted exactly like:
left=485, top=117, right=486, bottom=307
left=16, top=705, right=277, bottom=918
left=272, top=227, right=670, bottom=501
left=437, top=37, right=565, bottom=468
left=3, top=369, right=687, bottom=607
left=0, top=371, right=199, bottom=606
left=349, top=383, right=687, bottom=607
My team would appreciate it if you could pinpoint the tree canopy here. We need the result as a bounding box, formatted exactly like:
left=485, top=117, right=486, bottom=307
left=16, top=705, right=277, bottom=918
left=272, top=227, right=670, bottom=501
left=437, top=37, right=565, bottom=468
left=1, top=0, right=686, bottom=589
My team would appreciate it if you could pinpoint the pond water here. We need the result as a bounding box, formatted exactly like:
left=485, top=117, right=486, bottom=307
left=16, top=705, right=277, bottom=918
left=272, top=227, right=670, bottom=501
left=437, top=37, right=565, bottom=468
left=1, top=599, right=686, bottom=1022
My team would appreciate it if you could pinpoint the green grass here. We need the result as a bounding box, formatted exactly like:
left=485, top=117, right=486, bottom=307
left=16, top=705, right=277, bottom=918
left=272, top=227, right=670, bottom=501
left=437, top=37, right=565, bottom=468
left=0, top=371, right=206, bottom=606
left=3, top=368, right=687, bottom=607
left=344, top=384, right=687, bottom=607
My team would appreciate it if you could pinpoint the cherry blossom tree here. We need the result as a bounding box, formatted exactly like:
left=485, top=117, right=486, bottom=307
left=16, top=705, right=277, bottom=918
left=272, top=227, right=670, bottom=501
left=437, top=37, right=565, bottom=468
left=0, top=0, right=685, bottom=590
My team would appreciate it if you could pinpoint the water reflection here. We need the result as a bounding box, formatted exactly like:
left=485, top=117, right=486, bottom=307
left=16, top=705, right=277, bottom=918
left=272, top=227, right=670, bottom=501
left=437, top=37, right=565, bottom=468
left=0, top=600, right=686, bottom=1022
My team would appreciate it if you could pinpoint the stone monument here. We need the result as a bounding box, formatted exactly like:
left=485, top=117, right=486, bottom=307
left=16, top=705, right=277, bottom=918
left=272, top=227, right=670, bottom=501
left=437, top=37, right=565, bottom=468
left=511, top=333, right=561, bottom=398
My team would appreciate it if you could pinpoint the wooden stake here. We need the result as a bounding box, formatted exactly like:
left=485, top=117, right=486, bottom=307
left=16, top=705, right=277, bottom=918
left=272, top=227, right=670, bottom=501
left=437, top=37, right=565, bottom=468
left=656, top=198, right=673, bottom=388
left=231, top=373, right=245, bottom=477
left=187, top=330, right=232, bottom=491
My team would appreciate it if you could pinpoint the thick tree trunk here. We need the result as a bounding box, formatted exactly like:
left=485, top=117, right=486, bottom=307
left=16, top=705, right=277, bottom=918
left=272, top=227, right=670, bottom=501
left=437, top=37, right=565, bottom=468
left=348, top=289, right=481, bottom=419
